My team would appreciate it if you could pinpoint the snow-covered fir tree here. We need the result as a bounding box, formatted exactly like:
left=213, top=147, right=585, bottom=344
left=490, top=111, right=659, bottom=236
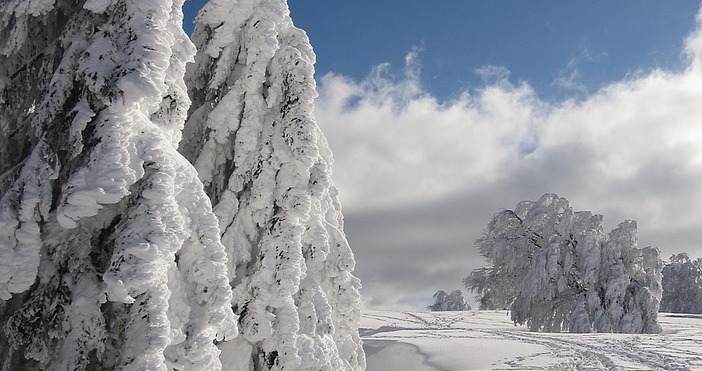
left=179, top=0, right=365, bottom=369
left=427, top=290, right=471, bottom=311
left=467, top=194, right=662, bottom=334
left=660, top=253, right=702, bottom=314
left=0, top=1, right=237, bottom=369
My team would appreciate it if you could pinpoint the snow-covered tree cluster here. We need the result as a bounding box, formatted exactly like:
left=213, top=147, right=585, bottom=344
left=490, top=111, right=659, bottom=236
left=465, top=194, right=662, bottom=334
left=660, top=253, right=702, bottom=314
left=427, top=290, right=471, bottom=311
left=0, top=0, right=364, bottom=370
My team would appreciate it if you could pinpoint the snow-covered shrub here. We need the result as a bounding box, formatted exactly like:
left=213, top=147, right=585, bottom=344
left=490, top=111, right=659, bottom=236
left=466, top=193, right=662, bottom=334
left=179, top=0, right=365, bottom=369
left=660, top=253, right=702, bottom=314
left=428, top=290, right=471, bottom=311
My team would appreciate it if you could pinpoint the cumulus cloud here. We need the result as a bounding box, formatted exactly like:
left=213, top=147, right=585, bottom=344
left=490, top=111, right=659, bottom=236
left=317, top=65, right=541, bottom=210
left=315, top=8, right=702, bottom=310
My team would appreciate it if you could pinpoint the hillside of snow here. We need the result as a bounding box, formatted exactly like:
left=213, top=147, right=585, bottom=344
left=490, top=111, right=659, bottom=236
left=361, top=310, right=702, bottom=370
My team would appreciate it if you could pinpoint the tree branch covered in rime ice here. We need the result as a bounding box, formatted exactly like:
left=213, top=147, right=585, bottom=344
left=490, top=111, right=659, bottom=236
left=0, top=1, right=236, bottom=370
left=465, top=193, right=663, bottom=334
left=180, top=0, right=364, bottom=370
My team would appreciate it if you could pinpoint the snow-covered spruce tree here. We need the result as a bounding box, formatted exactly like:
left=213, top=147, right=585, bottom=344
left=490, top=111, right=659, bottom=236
left=179, top=0, right=364, bottom=369
left=660, top=253, right=702, bottom=313
left=467, top=194, right=662, bottom=333
left=0, top=1, right=236, bottom=370
left=427, top=290, right=471, bottom=311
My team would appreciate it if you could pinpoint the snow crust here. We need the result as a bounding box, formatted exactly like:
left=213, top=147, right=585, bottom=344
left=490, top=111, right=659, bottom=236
left=83, top=0, right=112, bottom=13
left=0, top=0, right=54, bottom=18
left=0, top=139, right=58, bottom=299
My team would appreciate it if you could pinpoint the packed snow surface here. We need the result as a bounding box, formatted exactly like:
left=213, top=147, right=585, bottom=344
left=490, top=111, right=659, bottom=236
left=361, top=310, right=702, bottom=370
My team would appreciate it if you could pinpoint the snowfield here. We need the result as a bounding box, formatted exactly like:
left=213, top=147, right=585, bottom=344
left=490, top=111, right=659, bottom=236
left=361, top=310, right=702, bottom=370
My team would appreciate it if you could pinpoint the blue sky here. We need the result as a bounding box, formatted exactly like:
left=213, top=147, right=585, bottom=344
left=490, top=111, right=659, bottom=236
left=293, top=1, right=698, bottom=100
left=183, top=2, right=702, bottom=310
left=185, top=1, right=699, bottom=100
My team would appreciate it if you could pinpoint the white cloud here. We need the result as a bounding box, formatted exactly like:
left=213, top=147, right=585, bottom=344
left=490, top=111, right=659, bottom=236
left=552, top=58, right=588, bottom=95
left=317, top=67, right=541, bottom=211
left=316, top=8, right=702, bottom=309
left=473, top=65, right=511, bottom=85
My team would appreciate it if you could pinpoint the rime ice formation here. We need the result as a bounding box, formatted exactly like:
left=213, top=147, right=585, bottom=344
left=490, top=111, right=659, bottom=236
left=466, top=194, right=662, bottom=333
left=0, top=1, right=236, bottom=369
left=180, top=0, right=364, bottom=370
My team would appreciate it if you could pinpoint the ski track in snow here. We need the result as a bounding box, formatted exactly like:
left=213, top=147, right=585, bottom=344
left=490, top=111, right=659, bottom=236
left=361, top=311, right=702, bottom=370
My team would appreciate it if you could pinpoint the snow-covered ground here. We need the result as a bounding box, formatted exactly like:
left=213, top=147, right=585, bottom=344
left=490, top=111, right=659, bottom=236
left=361, top=310, right=702, bottom=370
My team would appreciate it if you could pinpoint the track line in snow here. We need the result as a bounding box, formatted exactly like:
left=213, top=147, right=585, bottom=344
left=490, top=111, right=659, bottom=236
left=361, top=311, right=702, bottom=370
